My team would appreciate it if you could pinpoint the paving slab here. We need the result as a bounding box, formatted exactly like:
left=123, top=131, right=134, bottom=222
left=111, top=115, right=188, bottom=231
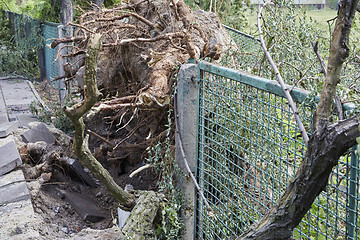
left=0, top=135, right=14, bottom=148
left=0, top=79, right=36, bottom=111
left=21, top=122, right=56, bottom=144
left=12, top=113, right=38, bottom=128
left=0, top=140, right=22, bottom=176
left=65, top=157, right=98, bottom=188
left=0, top=170, right=30, bottom=205
left=0, top=121, right=19, bottom=138
left=64, top=191, right=105, bottom=223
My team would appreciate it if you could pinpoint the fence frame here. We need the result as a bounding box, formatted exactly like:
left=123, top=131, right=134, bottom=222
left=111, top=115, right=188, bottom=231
left=186, top=60, right=359, bottom=239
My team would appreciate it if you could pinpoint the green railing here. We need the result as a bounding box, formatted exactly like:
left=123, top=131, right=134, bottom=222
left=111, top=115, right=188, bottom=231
left=195, top=61, right=359, bottom=239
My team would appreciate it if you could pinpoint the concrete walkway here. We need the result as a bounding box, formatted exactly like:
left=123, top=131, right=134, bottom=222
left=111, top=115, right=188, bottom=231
left=0, top=77, right=41, bottom=239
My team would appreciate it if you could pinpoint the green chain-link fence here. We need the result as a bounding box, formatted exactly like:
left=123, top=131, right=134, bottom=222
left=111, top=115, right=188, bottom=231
left=195, top=60, right=359, bottom=239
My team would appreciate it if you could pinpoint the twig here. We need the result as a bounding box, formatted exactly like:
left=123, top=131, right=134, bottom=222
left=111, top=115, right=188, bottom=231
left=257, top=1, right=309, bottom=145
left=312, top=41, right=327, bottom=75
left=50, top=36, right=85, bottom=49
left=174, top=96, right=213, bottom=212
left=68, top=22, right=95, bottom=34
left=103, top=32, right=184, bottom=47
left=129, top=164, right=152, bottom=178
left=87, top=129, right=115, bottom=147
left=84, top=12, right=155, bottom=29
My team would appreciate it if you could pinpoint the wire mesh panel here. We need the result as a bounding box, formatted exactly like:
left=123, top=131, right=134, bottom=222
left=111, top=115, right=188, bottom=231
left=195, top=61, right=359, bottom=240
left=42, top=21, right=60, bottom=82
left=221, top=25, right=262, bottom=73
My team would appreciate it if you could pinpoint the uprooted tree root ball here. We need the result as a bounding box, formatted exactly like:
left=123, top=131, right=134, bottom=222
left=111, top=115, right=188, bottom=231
left=50, top=0, right=235, bottom=238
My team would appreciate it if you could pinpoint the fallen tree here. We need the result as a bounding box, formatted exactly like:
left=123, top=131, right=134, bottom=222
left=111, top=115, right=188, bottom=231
left=53, top=0, right=360, bottom=239
left=53, top=0, right=235, bottom=238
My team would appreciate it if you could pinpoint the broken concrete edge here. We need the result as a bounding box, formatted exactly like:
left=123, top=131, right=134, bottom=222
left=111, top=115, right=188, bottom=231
left=0, top=121, right=19, bottom=138
left=21, top=122, right=56, bottom=144
left=0, top=75, right=30, bottom=81
left=63, top=190, right=105, bottom=223
left=0, top=170, right=30, bottom=205
left=0, top=140, right=22, bottom=176
left=26, top=80, right=52, bottom=113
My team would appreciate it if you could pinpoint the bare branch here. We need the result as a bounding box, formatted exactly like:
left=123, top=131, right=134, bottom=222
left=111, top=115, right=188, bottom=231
left=50, top=36, right=85, bottom=49
left=312, top=41, right=327, bottom=75
left=257, top=1, right=309, bottom=145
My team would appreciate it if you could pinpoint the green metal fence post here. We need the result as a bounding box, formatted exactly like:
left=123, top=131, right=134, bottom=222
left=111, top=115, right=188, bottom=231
left=347, top=146, right=359, bottom=239
left=175, top=63, right=199, bottom=240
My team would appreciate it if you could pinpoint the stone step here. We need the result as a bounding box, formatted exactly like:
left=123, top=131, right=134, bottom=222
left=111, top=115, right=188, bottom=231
left=0, top=170, right=40, bottom=239
left=0, top=121, right=19, bottom=138
left=0, top=140, right=22, bottom=177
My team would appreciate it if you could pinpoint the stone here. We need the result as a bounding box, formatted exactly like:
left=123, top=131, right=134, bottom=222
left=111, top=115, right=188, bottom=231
left=0, top=80, right=35, bottom=110
left=117, top=207, right=131, bottom=228
left=0, top=170, right=30, bottom=205
left=0, top=121, right=18, bottom=138
left=64, top=157, right=98, bottom=188
left=64, top=191, right=105, bottom=223
left=13, top=113, right=38, bottom=128
left=21, top=122, right=56, bottom=144
left=0, top=141, right=22, bottom=176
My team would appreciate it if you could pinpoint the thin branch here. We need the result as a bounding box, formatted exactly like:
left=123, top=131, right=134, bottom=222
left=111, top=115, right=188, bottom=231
left=174, top=96, right=213, bottom=212
left=50, top=36, right=85, bottom=49
left=312, top=41, right=344, bottom=120
left=87, top=129, right=115, bottom=147
left=103, top=32, right=184, bottom=47
left=257, top=1, right=309, bottom=145
left=312, top=41, right=327, bottom=75
left=129, top=164, right=152, bottom=178
left=84, top=12, right=155, bottom=29
left=68, top=22, right=95, bottom=34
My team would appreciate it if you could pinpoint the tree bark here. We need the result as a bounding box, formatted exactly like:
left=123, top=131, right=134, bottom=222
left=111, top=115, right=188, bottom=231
left=315, top=0, right=359, bottom=129
left=64, top=33, right=135, bottom=208
left=121, top=191, right=163, bottom=240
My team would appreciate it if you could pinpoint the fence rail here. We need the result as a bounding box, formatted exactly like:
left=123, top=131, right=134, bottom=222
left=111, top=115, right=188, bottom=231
left=195, top=60, right=359, bottom=240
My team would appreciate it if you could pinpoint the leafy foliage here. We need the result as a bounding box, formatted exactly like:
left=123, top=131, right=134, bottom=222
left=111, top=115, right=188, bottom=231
left=0, top=12, right=41, bottom=78
left=147, top=108, right=185, bottom=240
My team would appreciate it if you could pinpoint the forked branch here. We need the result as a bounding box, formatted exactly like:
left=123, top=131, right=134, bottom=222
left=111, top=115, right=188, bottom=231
left=64, top=33, right=134, bottom=208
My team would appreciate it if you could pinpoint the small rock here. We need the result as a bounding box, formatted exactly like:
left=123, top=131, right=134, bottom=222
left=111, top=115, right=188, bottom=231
left=15, top=226, right=23, bottom=234
left=60, top=226, right=69, bottom=234
left=57, top=191, right=65, bottom=199
left=54, top=206, right=60, bottom=214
